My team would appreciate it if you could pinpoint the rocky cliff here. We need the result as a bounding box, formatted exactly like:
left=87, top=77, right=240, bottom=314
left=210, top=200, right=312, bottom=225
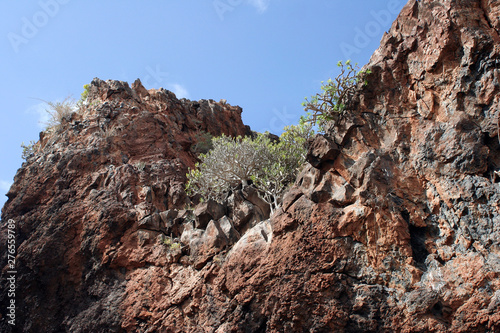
left=2, top=0, right=500, bottom=332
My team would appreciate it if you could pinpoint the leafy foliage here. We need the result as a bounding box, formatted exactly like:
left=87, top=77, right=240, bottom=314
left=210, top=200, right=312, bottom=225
left=301, top=60, right=371, bottom=131
left=79, top=84, right=90, bottom=105
left=186, top=124, right=313, bottom=212
left=186, top=134, right=271, bottom=203
left=21, top=140, right=37, bottom=161
left=191, top=131, right=214, bottom=155
left=251, top=123, right=313, bottom=209
left=163, top=237, right=182, bottom=251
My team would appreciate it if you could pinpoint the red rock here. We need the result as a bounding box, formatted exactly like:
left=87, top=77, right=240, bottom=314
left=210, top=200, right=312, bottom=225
left=0, top=78, right=248, bottom=332
left=194, top=199, right=226, bottom=229
left=2, top=1, right=500, bottom=332
left=306, top=134, right=340, bottom=168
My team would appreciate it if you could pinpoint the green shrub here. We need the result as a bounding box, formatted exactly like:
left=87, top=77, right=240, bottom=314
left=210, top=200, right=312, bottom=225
left=186, top=124, right=313, bottom=212
left=21, top=140, right=37, bottom=160
left=170, top=242, right=181, bottom=250
left=186, top=134, right=270, bottom=203
left=191, top=131, right=214, bottom=155
left=163, top=237, right=181, bottom=251
left=79, top=84, right=91, bottom=105
left=251, top=123, right=313, bottom=209
left=134, top=161, right=146, bottom=171
left=302, top=60, right=370, bottom=131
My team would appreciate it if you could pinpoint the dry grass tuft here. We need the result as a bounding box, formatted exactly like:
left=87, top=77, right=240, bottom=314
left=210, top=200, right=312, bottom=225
left=42, top=96, right=77, bottom=130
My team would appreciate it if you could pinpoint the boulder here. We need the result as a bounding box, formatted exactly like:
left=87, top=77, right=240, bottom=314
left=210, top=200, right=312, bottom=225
left=194, top=199, right=226, bottom=229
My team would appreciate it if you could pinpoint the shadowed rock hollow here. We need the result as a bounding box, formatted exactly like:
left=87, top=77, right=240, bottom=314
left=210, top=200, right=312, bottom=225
left=1, top=0, right=500, bottom=332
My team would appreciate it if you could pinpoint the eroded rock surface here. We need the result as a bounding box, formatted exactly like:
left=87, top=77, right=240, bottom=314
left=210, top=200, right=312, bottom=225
left=0, top=78, right=250, bottom=332
left=1, top=0, right=500, bottom=332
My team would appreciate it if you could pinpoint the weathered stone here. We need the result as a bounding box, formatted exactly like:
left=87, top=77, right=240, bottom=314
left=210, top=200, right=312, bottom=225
left=159, top=209, right=185, bottom=236
left=181, top=216, right=241, bottom=269
left=226, top=220, right=272, bottom=262
left=306, top=134, right=340, bottom=168
left=218, top=216, right=240, bottom=245
left=193, top=199, right=225, bottom=229
left=137, top=212, right=161, bottom=231
left=241, top=185, right=270, bottom=221
left=232, top=200, right=254, bottom=230
left=203, top=220, right=228, bottom=252
left=180, top=221, right=203, bottom=247
left=228, top=189, right=267, bottom=233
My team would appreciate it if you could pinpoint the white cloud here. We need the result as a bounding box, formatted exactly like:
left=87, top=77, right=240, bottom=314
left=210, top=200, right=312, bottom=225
left=247, top=0, right=270, bottom=13
left=169, top=83, right=190, bottom=99
left=27, top=101, right=50, bottom=129
left=0, top=180, right=13, bottom=193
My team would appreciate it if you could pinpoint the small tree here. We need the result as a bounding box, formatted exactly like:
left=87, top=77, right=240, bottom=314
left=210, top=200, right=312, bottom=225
left=302, top=60, right=370, bottom=131
left=186, top=134, right=272, bottom=203
left=186, top=124, right=313, bottom=213
left=251, top=123, right=312, bottom=210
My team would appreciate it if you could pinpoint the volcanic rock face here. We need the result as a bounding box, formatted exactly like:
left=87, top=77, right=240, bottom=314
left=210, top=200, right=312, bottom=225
left=260, top=1, right=500, bottom=330
left=0, top=78, right=251, bottom=332
left=1, top=0, right=500, bottom=332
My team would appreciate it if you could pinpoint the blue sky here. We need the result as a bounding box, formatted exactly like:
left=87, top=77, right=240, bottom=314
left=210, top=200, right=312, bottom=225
left=0, top=0, right=407, bottom=209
